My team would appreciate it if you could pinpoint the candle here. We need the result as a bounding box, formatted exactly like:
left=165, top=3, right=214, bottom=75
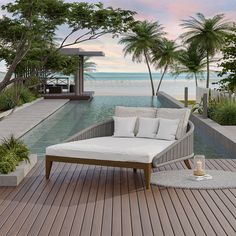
left=196, top=161, right=203, bottom=172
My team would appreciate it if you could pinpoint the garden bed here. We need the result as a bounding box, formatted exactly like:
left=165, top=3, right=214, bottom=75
left=0, top=154, right=37, bottom=186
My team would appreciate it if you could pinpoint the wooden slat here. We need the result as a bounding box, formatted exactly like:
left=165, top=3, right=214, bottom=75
left=120, top=168, right=132, bottom=236
left=101, top=167, right=114, bottom=236
left=79, top=166, right=101, bottom=236
left=90, top=167, right=107, bottom=236
left=69, top=165, right=97, bottom=236
left=58, top=165, right=89, bottom=236
left=112, top=167, right=122, bottom=236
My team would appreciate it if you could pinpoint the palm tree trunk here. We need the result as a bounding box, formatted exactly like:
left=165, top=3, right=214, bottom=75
left=144, top=52, right=155, bottom=96
left=156, top=64, right=168, bottom=95
left=194, top=73, right=198, bottom=87
left=206, top=51, right=210, bottom=88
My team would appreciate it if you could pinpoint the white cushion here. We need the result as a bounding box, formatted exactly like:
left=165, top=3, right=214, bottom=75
left=115, top=106, right=157, bottom=135
left=156, top=118, right=179, bottom=141
left=46, top=137, right=175, bottom=163
left=156, top=108, right=190, bottom=139
left=136, top=117, right=159, bottom=138
left=113, top=116, right=136, bottom=137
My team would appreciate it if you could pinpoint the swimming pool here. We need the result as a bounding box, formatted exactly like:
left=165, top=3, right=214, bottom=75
left=21, top=96, right=234, bottom=159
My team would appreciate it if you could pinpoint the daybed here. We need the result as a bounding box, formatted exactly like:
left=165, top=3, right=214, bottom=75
left=46, top=106, right=194, bottom=189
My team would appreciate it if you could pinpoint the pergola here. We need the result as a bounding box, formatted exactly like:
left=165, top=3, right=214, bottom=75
left=60, top=48, right=105, bottom=99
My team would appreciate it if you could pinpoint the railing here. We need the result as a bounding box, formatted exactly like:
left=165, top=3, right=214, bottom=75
left=196, top=87, right=236, bottom=103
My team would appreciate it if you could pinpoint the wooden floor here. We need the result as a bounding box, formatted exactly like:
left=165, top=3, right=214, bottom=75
left=0, top=159, right=235, bottom=236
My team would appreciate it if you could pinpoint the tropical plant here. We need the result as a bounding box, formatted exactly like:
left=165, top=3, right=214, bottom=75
left=0, top=86, right=36, bottom=111
left=0, top=135, right=30, bottom=174
left=0, top=135, right=30, bottom=163
left=151, top=38, right=180, bottom=95
left=218, top=28, right=236, bottom=93
left=180, top=13, right=232, bottom=88
left=119, top=20, right=165, bottom=96
left=0, top=151, right=18, bottom=174
left=210, top=101, right=236, bottom=125
left=174, top=43, right=208, bottom=87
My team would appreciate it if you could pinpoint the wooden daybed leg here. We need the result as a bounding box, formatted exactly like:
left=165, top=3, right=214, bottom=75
left=144, top=164, right=152, bottom=190
left=46, top=157, right=53, bottom=179
left=184, top=159, right=192, bottom=169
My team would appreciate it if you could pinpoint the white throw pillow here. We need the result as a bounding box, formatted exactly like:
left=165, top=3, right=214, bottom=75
left=156, top=108, right=191, bottom=139
left=156, top=118, right=179, bottom=141
left=136, top=117, right=159, bottom=138
left=113, top=116, right=137, bottom=137
left=115, top=106, right=157, bottom=135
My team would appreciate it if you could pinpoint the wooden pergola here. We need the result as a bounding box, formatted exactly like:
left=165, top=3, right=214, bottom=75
left=57, top=48, right=105, bottom=100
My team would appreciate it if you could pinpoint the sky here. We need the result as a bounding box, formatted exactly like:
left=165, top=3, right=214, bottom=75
left=0, top=0, right=236, bottom=72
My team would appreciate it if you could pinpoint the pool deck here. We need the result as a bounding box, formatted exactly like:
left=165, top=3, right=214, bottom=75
left=0, top=159, right=235, bottom=236
left=0, top=99, right=69, bottom=140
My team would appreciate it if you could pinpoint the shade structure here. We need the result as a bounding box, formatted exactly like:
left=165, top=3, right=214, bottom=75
left=60, top=48, right=105, bottom=96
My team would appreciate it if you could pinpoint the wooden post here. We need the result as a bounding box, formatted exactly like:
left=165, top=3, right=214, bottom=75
left=202, top=93, right=208, bottom=119
left=79, top=55, right=84, bottom=95
left=184, top=87, right=188, bottom=107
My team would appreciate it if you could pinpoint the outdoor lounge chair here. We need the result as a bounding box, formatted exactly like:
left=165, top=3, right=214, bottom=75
left=45, top=107, right=194, bottom=189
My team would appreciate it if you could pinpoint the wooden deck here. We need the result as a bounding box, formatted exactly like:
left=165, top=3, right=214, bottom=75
left=43, top=91, right=94, bottom=101
left=0, top=159, right=235, bottom=236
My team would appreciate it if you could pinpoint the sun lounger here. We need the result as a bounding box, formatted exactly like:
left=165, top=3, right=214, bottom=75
left=45, top=107, right=194, bottom=189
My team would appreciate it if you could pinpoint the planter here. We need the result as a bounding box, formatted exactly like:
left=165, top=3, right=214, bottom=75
left=0, top=154, right=37, bottom=186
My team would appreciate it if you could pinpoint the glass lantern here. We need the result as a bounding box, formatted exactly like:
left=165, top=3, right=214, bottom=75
left=193, top=155, right=206, bottom=176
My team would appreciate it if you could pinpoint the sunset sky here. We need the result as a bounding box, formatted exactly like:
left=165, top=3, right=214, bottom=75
left=0, top=0, right=236, bottom=72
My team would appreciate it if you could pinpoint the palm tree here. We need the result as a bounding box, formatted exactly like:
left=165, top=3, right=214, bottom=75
left=180, top=13, right=232, bottom=88
left=119, top=20, right=165, bottom=96
left=152, top=38, right=180, bottom=95
left=174, top=43, right=208, bottom=87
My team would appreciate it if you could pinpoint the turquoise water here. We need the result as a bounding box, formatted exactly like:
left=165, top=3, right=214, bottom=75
left=22, top=96, right=234, bottom=159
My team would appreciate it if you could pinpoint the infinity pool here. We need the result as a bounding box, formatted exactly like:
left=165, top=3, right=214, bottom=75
left=22, top=96, right=234, bottom=159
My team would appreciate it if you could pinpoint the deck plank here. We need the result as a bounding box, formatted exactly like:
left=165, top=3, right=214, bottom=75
left=0, top=159, right=235, bottom=236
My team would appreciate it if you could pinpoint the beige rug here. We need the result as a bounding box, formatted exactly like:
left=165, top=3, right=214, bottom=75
left=151, top=170, right=236, bottom=189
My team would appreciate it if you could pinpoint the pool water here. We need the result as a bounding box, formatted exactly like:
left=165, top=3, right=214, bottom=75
left=22, top=96, right=234, bottom=159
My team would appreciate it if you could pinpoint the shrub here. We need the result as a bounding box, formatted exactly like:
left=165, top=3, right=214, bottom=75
left=0, top=86, right=36, bottom=111
left=0, top=136, right=30, bottom=174
left=19, top=86, right=36, bottom=104
left=0, top=87, right=18, bottom=111
left=211, top=102, right=236, bottom=125
left=0, top=151, right=18, bottom=174
left=1, top=135, right=30, bottom=163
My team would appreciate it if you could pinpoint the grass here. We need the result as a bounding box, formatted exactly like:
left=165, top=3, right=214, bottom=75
left=179, top=100, right=196, bottom=106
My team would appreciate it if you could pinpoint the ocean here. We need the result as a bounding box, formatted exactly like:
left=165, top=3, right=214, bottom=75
left=0, top=72, right=220, bottom=99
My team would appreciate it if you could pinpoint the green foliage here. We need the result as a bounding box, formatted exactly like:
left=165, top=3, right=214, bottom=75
left=0, top=87, right=18, bottom=111
left=0, top=135, right=30, bottom=174
left=218, top=28, right=236, bottom=93
left=19, top=86, right=36, bottom=104
left=174, top=43, right=208, bottom=86
left=0, top=86, right=36, bottom=111
left=0, top=0, right=136, bottom=92
left=151, top=38, right=180, bottom=94
left=1, top=135, right=29, bottom=163
left=210, top=101, right=236, bottom=125
left=119, top=20, right=165, bottom=95
left=180, top=13, right=233, bottom=88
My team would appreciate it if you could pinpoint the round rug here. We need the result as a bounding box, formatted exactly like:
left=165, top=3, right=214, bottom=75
left=151, top=170, right=236, bottom=189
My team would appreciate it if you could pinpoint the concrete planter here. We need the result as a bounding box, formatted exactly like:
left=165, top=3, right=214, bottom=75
left=0, top=154, right=37, bottom=186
